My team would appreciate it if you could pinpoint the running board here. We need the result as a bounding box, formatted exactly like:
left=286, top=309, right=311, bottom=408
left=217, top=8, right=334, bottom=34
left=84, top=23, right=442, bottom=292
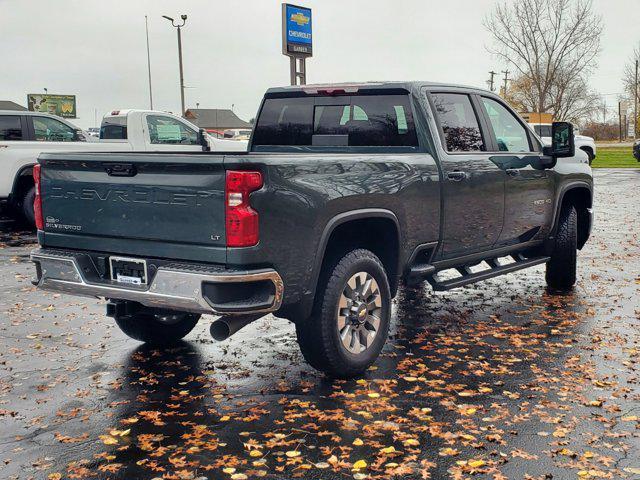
left=427, top=255, right=550, bottom=291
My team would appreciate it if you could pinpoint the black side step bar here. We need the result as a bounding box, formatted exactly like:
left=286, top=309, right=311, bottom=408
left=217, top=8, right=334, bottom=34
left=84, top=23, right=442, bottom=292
left=427, top=255, right=550, bottom=291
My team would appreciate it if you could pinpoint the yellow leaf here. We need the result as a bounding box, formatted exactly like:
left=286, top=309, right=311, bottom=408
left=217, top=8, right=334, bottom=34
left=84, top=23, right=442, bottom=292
left=223, top=467, right=236, bottom=474
left=379, top=446, right=396, bottom=454
left=403, top=438, right=420, bottom=446
left=352, top=438, right=364, bottom=446
left=315, top=462, right=330, bottom=469
left=249, top=449, right=262, bottom=457
left=109, top=428, right=130, bottom=437
left=352, top=459, right=367, bottom=470
left=468, top=459, right=486, bottom=468
left=99, top=435, right=118, bottom=445
left=623, top=468, right=640, bottom=475
left=286, top=450, right=301, bottom=458
left=231, top=474, right=248, bottom=480
left=622, top=415, right=638, bottom=421
left=48, top=474, right=62, bottom=480
left=403, top=376, right=418, bottom=382
left=577, top=471, right=589, bottom=477
left=367, top=392, right=380, bottom=398
left=220, top=415, right=231, bottom=421
left=439, top=447, right=459, bottom=456
left=385, top=462, right=399, bottom=468
left=458, top=390, right=475, bottom=397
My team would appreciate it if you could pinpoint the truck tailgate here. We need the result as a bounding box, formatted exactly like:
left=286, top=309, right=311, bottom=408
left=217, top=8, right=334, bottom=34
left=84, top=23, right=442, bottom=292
left=39, top=152, right=228, bottom=263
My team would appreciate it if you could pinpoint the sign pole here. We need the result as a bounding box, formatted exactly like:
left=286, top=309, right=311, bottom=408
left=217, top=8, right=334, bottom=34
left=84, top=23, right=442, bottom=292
left=282, top=4, right=312, bottom=86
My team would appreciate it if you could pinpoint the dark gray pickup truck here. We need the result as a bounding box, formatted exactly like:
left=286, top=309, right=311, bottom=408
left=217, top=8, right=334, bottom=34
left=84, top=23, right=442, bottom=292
left=30, top=82, right=593, bottom=377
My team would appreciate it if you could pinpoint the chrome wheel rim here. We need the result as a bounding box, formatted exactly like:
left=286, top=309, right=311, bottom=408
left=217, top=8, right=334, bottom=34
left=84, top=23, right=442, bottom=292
left=337, top=272, right=383, bottom=354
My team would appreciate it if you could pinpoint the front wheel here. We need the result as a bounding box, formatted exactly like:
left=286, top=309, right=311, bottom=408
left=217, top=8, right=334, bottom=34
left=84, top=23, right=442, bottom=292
left=296, top=249, right=391, bottom=378
left=546, top=204, right=577, bottom=291
left=112, top=304, right=200, bottom=345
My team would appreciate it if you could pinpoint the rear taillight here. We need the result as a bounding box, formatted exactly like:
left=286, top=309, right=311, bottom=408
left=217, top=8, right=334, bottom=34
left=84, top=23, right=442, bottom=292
left=33, top=164, right=44, bottom=230
left=225, top=170, right=263, bottom=247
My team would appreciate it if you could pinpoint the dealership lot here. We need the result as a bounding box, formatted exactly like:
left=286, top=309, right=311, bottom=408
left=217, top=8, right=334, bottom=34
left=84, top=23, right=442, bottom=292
left=1, top=168, right=639, bottom=479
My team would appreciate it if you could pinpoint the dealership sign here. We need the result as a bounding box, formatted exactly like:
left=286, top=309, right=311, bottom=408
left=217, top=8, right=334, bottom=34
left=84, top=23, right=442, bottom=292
left=27, top=94, right=77, bottom=118
left=282, top=3, right=312, bottom=56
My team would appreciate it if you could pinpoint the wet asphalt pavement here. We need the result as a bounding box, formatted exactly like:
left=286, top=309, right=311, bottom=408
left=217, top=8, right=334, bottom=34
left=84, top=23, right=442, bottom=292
left=1, top=169, right=639, bottom=480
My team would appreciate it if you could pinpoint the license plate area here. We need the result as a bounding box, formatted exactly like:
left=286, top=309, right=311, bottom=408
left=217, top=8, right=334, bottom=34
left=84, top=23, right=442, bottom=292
left=109, top=256, right=148, bottom=286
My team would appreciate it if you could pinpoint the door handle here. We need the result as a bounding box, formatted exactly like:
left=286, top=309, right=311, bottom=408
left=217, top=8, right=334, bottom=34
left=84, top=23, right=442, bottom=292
left=447, top=171, right=467, bottom=181
left=505, top=168, right=520, bottom=177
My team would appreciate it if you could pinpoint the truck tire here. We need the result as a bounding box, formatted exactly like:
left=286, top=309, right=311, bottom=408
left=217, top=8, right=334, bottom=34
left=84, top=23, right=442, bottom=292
left=296, top=249, right=391, bottom=378
left=114, top=308, right=200, bottom=345
left=546, top=204, right=577, bottom=291
left=22, top=186, right=36, bottom=227
left=581, top=147, right=594, bottom=166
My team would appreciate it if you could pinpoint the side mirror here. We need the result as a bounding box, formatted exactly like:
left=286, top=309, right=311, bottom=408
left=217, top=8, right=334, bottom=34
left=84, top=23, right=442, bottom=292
left=74, top=129, right=87, bottom=142
left=198, top=128, right=211, bottom=152
left=550, top=121, right=574, bottom=158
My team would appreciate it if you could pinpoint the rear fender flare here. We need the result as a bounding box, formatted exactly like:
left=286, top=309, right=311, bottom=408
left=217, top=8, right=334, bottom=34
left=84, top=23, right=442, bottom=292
left=302, top=208, right=401, bottom=317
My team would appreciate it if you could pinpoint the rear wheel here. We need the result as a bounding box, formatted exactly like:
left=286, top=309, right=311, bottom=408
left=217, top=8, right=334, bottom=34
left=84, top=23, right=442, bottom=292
left=21, top=186, right=36, bottom=227
left=296, top=249, right=391, bottom=378
left=546, top=204, right=577, bottom=291
left=112, top=305, right=200, bottom=345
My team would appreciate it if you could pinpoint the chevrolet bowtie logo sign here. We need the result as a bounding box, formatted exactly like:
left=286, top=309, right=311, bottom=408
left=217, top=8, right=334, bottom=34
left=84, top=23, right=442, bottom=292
left=290, top=12, right=309, bottom=26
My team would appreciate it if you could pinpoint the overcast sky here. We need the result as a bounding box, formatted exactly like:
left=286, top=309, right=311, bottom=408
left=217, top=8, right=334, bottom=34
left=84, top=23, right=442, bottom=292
left=1, top=0, right=637, bottom=128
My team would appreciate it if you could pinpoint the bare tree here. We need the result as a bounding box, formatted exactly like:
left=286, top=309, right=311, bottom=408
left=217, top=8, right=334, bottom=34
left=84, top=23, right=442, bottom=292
left=622, top=44, right=640, bottom=101
left=484, top=0, right=602, bottom=122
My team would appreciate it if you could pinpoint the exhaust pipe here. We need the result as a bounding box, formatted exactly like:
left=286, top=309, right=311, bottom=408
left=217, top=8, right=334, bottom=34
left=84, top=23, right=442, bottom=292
left=209, top=314, right=263, bottom=341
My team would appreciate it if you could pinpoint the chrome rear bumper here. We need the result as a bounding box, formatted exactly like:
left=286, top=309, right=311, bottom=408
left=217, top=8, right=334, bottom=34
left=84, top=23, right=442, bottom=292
left=30, top=249, right=283, bottom=315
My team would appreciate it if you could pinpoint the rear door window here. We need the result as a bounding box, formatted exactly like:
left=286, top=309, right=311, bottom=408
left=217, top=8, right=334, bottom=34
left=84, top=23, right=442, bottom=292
left=252, top=94, right=418, bottom=149
left=0, top=116, right=23, bottom=140
left=430, top=93, right=485, bottom=152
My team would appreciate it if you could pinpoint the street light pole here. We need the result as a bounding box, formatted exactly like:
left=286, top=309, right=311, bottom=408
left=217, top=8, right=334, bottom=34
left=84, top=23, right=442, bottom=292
left=162, top=14, right=187, bottom=116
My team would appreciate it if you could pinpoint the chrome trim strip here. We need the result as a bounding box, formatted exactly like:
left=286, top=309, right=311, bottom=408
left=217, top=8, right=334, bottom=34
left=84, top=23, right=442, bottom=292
left=30, top=250, right=283, bottom=315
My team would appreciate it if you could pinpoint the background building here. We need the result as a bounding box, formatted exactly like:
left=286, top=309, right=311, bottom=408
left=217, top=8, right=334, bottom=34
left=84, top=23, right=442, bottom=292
left=0, top=101, right=27, bottom=111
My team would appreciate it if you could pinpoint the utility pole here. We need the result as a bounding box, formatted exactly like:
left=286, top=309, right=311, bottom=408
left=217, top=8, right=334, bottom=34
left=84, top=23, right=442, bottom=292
left=501, top=70, right=510, bottom=96
left=618, top=101, right=623, bottom=142
left=162, top=15, right=187, bottom=116
left=487, top=71, right=497, bottom=92
left=602, top=101, right=606, bottom=124
left=145, top=15, right=153, bottom=110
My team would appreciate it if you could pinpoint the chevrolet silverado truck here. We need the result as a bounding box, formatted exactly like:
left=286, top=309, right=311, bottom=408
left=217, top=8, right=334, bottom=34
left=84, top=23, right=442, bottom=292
left=30, top=82, right=593, bottom=377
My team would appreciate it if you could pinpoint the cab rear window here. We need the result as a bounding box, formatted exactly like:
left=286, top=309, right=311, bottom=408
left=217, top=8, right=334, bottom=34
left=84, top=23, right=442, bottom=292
left=100, top=117, right=128, bottom=140
left=252, top=94, right=418, bottom=149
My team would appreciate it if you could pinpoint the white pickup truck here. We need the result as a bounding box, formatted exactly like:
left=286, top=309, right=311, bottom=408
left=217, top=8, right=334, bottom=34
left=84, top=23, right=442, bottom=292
left=532, top=123, right=596, bottom=165
left=0, top=109, right=247, bottom=225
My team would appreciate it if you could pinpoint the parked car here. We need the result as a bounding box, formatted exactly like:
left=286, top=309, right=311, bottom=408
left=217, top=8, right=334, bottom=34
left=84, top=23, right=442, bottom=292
left=100, top=110, right=248, bottom=152
left=0, top=109, right=246, bottom=226
left=532, top=123, right=596, bottom=165
left=633, top=139, right=640, bottom=161
left=30, top=82, right=593, bottom=377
